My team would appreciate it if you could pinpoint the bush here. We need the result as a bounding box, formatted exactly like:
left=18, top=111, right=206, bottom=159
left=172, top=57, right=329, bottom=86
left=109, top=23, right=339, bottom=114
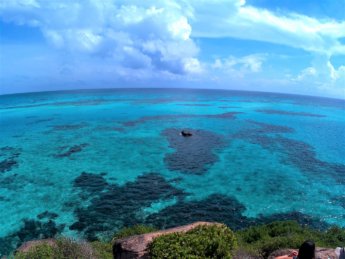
left=54, top=238, right=94, bottom=258
left=14, top=238, right=96, bottom=259
left=235, top=221, right=345, bottom=258
left=150, top=224, right=237, bottom=259
left=91, top=241, right=113, bottom=259
left=14, top=243, right=55, bottom=259
left=112, top=224, right=157, bottom=241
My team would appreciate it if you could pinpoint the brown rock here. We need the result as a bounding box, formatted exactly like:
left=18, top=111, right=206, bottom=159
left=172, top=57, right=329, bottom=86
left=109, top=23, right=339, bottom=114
left=316, top=247, right=338, bottom=259
left=113, top=221, right=220, bottom=259
left=269, top=247, right=338, bottom=259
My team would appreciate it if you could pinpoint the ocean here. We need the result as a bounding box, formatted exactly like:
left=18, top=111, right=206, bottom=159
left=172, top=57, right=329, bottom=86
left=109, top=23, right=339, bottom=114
left=0, top=88, right=344, bottom=255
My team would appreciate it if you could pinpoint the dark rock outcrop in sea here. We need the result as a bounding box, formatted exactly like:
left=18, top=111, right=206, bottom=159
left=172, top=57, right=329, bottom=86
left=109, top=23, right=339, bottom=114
left=181, top=130, right=192, bottom=137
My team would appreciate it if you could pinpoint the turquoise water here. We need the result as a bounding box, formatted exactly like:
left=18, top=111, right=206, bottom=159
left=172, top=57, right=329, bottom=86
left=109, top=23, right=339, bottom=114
left=0, top=89, right=344, bottom=254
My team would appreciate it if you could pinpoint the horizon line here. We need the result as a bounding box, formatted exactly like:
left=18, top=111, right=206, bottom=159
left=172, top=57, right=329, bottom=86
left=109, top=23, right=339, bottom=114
left=1, top=86, right=345, bottom=102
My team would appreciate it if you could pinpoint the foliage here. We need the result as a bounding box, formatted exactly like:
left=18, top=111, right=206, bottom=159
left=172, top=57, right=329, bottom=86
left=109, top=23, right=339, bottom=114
left=91, top=241, right=113, bottom=259
left=14, top=238, right=95, bottom=259
left=54, top=238, right=94, bottom=258
left=13, top=221, right=345, bottom=259
left=14, top=243, right=55, bottom=259
left=150, top=224, right=237, bottom=259
left=112, top=224, right=157, bottom=241
left=235, top=221, right=345, bottom=258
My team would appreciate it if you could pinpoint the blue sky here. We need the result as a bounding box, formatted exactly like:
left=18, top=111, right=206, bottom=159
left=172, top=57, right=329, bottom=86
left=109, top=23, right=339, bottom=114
left=0, top=0, right=344, bottom=98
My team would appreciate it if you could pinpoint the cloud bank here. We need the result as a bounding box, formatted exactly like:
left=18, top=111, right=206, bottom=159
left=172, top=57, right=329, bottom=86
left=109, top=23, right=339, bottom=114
left=0, top=0, right=344, bottom=97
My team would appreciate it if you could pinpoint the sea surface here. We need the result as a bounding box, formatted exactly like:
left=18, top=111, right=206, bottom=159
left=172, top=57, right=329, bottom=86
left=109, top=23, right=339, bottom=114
left=0, top=88, right=344, bottom=254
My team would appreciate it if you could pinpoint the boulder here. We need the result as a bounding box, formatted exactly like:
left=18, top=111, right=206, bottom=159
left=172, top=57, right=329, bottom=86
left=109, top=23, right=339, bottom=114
left=181, top=130, right=192, bottom=137
left=268, top=247, right=338, bottom=259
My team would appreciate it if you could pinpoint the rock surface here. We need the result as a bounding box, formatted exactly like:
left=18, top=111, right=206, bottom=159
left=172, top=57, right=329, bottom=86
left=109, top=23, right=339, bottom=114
left=113, top=221, right=219, bottom=259
left=269, top=247, right=338, bottom=259
left=181, top=130, right=192, bottom=137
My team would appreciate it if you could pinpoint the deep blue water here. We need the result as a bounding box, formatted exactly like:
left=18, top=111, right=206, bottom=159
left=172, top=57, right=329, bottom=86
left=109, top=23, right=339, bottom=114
left=0, top=88, right=344, bottom=255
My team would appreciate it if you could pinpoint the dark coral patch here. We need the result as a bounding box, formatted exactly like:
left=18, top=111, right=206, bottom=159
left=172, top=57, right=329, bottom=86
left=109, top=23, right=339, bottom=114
left=179, top=104, right=212, bottom=107
left=236, top=122, right=345, bottom=184
left=0, top=146, right=18, bottom=153
left=219, top=106, right=240, bottom=109
left=145, top=194, right=249, bottom=230
left=94, top=126, right=125, bottom=132
left=247, top=120, right=294, bottom=134
left=0, top=174, right=20, bottom=190
left=0, top=219, right=65, bottom=256
left=248, top=135, right=345, bottom=184
left=0, top=146, right=21, bottom=172
left=50, top=123, right=88, bottom=131
left=69, top=171, right=332, bottom=242
left=204, top=112, right=241, bottom=119
left=0, top=159, right=18, bottom=173
left=54, top=143, right=88, bottom=158
left=331, top=196, right=345, bottom=209
left=163, top=128, right=225, bottom=175
left=70, top=172, right=185, bottom=240
left=256, top=109, right=326, bottom=118
left=275, top=136, right=345, bottom=184
left=145, top=194, right=330, bottom=231
left=26, top=117, right=55, bottom=125
left=37, top=211, right=59, bottom=220
left=73, top=172, right=109, bottom=194
left=122, top=112, right=240, bottom=127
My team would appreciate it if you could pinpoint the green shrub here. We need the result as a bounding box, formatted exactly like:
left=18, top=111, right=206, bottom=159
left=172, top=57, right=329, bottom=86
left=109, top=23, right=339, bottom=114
left=14, top=238, right=96, bottom=259
left=112, top=224, right=157, bottom=241
left=54, top=238, right=94, bottom=258
left=235, top=221, right=345, bottom=258
left=91, top=241, right=113, bottom=259
left=150, top=224, right=237, bottom=259
left=14, top=243, right=55, bottom=259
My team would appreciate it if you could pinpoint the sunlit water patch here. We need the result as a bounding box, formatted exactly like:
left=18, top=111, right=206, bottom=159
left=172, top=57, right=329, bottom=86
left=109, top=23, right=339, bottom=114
left=0, top=89, right=344, bottom=255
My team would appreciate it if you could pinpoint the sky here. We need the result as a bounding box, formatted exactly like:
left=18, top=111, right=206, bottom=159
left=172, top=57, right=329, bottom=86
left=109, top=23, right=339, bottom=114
left=0, top=0, right=345, bottom=98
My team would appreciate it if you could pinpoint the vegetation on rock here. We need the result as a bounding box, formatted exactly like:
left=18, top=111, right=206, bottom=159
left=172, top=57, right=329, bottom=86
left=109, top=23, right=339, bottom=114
left=235, top=220, right=345, bottom=258
left=112, top=224, right=157, bottom=240
left=13, top=221, right=345, bottom=259
left=150, top=224, right=237, bottom=259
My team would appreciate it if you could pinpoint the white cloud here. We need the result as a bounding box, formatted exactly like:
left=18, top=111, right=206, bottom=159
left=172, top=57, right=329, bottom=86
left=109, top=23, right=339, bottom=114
left=0, top=0, right=200, bottom=75
left=0, top=0, right=344, bottom=96
left=186, top=0, right=345, bottom=96
left=189, top=0, right=345, bottom=56
left=213, top=54, right=265, bottom=74
left=294, top=54, right=345, bottom=96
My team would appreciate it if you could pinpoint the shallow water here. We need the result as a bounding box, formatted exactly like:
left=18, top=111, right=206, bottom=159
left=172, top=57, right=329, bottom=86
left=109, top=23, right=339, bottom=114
left=0, top=89, right=344, bottom=254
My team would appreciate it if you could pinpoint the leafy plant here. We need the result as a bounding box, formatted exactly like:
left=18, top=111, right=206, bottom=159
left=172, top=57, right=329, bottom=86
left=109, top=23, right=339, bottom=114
left=112, top=224, right=157, bottom=241
left=235, top=221, right=345, bottom=258
left=150, top=224, right=237, bottom=259
left=14, top=243, right=55, bottom=259
left=91, top=241, right=113, bottom=259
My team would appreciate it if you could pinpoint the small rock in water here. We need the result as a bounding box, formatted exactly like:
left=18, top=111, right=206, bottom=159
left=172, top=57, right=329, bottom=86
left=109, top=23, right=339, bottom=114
left=181, top=130, right=193, bottom=137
